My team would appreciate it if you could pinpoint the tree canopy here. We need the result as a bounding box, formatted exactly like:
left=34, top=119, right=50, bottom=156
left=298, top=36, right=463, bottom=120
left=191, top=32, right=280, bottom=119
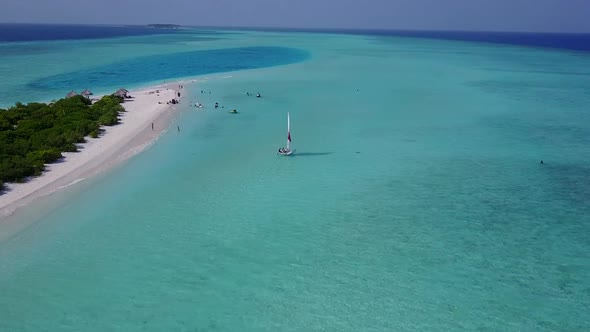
left=0, top=95, right=124, bottom=191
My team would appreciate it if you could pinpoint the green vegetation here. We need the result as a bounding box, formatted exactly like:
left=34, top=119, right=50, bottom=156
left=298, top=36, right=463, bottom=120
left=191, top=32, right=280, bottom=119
left=0, top=95, right=124, bottom=191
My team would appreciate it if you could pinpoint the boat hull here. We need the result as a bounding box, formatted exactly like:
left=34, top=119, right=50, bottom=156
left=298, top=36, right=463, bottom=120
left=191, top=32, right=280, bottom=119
left=277, top=149, right=294, bottom=156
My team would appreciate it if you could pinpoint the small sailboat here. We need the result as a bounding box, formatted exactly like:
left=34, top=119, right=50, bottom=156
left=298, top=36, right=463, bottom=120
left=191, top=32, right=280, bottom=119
left=277, top=112, right=294, bottom=156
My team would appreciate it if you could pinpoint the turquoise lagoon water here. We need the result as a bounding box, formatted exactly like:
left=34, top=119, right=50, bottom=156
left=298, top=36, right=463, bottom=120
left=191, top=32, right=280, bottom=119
left=28, top=46, right=309, bottom=93
left=1, top=28, right=590, bottom=331
left=0, top=30, right=307, bottom=107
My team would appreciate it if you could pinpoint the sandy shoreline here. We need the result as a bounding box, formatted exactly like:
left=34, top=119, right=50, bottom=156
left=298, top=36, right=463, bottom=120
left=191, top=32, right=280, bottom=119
left=0, top=81, right=193, bottom=219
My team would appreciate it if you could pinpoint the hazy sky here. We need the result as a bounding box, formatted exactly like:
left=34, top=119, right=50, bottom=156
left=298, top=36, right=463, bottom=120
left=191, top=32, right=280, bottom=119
left=2, top=0, right=589, bottom=33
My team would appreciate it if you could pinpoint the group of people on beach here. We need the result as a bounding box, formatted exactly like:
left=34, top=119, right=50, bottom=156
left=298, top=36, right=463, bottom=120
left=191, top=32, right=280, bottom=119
left=163, top=87, right=183, bottom=105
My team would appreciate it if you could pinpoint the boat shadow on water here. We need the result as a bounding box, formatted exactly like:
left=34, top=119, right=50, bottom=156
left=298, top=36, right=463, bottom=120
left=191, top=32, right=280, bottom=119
left=291, top=152, right=333, bottom=157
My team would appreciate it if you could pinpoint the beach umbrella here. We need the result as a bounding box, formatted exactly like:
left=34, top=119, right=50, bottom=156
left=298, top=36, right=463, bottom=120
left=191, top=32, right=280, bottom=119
left=81, top=89, right=93, bottom=98
left=113, top=88, right=128, bottom=98
left=66, top=91, right=78, bottom=98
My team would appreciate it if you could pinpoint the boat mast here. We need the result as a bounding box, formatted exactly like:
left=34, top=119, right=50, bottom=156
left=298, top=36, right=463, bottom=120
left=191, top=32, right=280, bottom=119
left=287, top=112, right=291, bottom=150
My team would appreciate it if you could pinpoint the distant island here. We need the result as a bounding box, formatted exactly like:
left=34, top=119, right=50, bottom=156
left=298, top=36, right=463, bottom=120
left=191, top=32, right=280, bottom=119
left=146, top=24, right=181, bottom=29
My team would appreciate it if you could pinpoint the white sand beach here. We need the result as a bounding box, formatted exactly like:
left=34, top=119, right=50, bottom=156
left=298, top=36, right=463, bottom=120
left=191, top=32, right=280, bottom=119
left=0, top=82, right=189, bottom=219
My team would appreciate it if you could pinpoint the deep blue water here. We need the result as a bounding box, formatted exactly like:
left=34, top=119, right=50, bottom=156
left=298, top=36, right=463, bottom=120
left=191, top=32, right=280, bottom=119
left=3, top=23, right=589, bottom=52
left=28, top=46, right=310, bottom=91
left=213, top=26, right=590, bottom=52
left=379, top=30, right=590, bottom=52
left=0, top=23, right=179, bottom=42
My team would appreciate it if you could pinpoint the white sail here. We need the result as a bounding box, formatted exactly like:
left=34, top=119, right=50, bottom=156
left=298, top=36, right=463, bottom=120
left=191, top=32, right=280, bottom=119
left=277, top=112, right=293, bottom=156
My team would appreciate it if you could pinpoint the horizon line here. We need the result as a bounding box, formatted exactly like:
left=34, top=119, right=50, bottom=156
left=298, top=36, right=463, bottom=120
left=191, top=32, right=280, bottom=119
left=1, top=21, right=590, bottom=35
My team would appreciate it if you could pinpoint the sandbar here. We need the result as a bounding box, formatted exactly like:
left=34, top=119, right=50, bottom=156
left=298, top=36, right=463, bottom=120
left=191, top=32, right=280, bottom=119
left=0, top=82, right=191, bottom=219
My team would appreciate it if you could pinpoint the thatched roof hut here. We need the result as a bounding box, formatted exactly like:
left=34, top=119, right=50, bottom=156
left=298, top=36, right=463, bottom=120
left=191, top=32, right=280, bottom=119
left=81, top=89, right=93, bottom=98
left=113, top=88, right=129, bottom=98
left=66, top=90, right=78, bottom=98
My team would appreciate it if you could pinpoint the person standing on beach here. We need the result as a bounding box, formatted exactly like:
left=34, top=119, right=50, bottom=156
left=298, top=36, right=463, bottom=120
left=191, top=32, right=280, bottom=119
left=177, top=126, right=180, bottom=132
left=151, top=122, right=154, bottom=130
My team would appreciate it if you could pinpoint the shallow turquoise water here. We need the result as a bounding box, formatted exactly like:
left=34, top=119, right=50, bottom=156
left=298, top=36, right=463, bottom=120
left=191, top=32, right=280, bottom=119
left=1, top=29, right=589, bottom=331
